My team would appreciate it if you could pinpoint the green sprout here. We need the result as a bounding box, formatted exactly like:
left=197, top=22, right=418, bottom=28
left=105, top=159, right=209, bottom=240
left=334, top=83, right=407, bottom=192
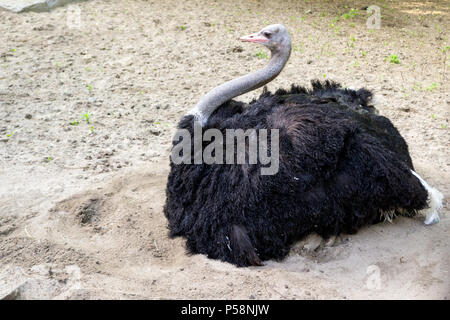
left=387, top=54, right=400, bottom=64
left=82, top=111, right=91, bottom=124
left=341, top=8, right=358, bottom=19
left=70, top=120, right=79, bottom=126
left=425, top=82, right=437, bottom=91
left=255, top=50, right=268, bottom=59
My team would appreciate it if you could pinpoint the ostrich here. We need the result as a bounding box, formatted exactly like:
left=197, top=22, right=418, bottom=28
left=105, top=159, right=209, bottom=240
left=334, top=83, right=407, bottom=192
left=164, top=24, right=443, bottom=267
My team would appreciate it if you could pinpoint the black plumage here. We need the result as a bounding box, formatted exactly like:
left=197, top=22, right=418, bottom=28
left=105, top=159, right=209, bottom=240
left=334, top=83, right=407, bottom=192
left=164, top=80, right=428, bottom=267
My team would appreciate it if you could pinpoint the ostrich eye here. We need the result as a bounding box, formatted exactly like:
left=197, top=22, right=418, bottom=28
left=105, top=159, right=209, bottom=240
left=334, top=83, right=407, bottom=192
left=263, top=32, right=272, bottom=38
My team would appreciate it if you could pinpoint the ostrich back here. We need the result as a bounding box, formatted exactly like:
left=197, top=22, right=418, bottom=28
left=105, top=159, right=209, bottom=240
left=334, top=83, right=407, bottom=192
left=164, top=80, right=428, bottom=267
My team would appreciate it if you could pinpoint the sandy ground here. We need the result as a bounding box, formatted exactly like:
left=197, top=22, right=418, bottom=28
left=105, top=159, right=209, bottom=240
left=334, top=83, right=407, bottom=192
left=0, top=0, right=449, bottom=299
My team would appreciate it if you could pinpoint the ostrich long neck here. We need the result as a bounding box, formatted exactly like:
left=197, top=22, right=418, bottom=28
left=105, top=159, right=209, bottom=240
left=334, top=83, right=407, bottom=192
left=188, top=45, right=291, bottom=126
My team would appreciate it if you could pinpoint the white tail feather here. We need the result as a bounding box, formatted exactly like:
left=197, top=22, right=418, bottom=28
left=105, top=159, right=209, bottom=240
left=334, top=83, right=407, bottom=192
left=410, top=170, right=443, bottom=225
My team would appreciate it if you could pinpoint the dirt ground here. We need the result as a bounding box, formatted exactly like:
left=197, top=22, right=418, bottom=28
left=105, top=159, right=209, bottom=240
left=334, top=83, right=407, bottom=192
left=0, top=0, right=449, bottom=299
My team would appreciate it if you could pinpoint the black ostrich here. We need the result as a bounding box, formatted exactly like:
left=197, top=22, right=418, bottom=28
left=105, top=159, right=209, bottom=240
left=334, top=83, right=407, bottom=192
left=164, top=24, right=442, bottom=267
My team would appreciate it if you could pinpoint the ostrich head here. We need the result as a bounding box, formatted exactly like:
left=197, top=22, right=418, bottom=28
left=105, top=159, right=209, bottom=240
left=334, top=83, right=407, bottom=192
left=240, top=24, right=291, bottom=54
left=187, top=24, right=291, bottom=125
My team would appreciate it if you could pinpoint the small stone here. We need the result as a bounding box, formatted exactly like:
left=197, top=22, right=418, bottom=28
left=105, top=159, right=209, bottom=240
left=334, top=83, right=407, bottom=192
left=249, top=294, right=255, bottom=300
left=232, top=46, right=243, bottom=53
left=25, top=114, right=32, bottom=119
left=302, top=233, right=323, bottom=252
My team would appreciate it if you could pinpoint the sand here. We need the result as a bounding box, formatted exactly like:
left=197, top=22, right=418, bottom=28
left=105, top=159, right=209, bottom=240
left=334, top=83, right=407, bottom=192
left=0, top=0, right=449, bottom=299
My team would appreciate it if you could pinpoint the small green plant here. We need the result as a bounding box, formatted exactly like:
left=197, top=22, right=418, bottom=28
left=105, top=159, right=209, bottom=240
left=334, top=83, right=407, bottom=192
left=441, top=124, right=447, bottom=129
left=430, top=113, right=437, bottom=119
left=255, top=50, right=268, bottom=59
left=341, top=8, right=358, bottom=19
left=89, top=126, right=94, bottom=133
left=425, top=82, right=437, bottom=91
left=361, top=50, right=367, bottom=57
left=412, top=83, right=421, bottom=91
left=10, top=48, right=16, bottom=53
left=387, top=54, right=400, bottom=64
left=179, top=25, right=186, bottom=31
left=86, top=84, right=93, bottom=92
left=6, top=133, right=12, bottom=137
left=85, top=67, right=89, bottom=71
left=293, top=43, right=303, bottom=53
left=70, top=120, right=79, bottom=126
left=82, top=112, right=91, bottom=124
left=45, top=157, right=52, bottom=163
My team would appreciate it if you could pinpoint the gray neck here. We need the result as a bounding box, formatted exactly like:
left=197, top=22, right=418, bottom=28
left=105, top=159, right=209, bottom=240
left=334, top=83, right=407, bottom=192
left=188, top=44, right=291, bottom=126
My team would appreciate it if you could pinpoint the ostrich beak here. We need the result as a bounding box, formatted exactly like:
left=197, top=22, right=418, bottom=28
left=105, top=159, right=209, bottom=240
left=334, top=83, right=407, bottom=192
left=240, top=32, right=268, bottom=44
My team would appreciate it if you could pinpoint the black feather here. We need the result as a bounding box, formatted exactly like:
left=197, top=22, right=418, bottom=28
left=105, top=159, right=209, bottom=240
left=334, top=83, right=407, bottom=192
left=164, top=80, right=428, bottom=267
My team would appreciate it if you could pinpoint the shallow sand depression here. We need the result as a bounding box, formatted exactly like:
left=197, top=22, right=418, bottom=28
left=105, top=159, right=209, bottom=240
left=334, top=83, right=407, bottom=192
left=0, top=0, right=449, bottom=299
